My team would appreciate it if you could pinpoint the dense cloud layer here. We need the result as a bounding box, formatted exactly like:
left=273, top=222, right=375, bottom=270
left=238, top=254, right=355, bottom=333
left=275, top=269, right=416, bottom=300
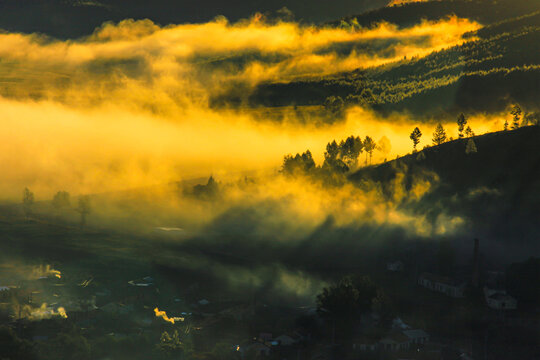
left=0, top=16, right=480, bottom=109
left=0, top=16, right=485, bottom=199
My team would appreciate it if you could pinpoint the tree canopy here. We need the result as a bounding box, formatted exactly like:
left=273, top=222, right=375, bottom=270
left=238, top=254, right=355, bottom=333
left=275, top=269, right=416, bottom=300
left=457, top=113, right=467, bottom=138
left=52, top=191, right=71, bottom=211
left=316, top=276, right=377, bottom=342
left=363, top=136, right=377, bottom=165
left=432, top=123, right=447, bottom=146
left=282, top=150, right=316, bottom=175
left=410, top=127, right=422, bottom=152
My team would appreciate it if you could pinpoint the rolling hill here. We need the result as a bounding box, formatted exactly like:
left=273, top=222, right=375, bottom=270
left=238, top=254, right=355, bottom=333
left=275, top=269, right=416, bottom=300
left=349, top=125, right=540, bottom=261
left=245, top=0, right=540, bottom=119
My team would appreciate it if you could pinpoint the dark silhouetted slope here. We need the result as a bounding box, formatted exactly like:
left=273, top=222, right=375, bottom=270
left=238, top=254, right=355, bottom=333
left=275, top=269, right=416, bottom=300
left=330, top=0, right=540, bottom=29
left=351, top=126, right=540, bottom=259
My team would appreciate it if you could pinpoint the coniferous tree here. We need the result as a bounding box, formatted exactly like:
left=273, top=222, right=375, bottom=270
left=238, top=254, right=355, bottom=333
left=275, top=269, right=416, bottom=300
left=465, top=126, right=475, bottom=138
left=339, top=136, right=363, bottom=169
left=323, top=141, right=348, bottom=173
left=465, top=138, right=477, bottom=154
left=325, top=140, right=340, bottom=162
left=282, top=150, right=317, bottom=175
left=409, top=127, right=422, bottom=152
left=363, top=136, right=377, bottom=165
left=511, top=104, right=522, bottom=129
left=432, top=123, right=447, bottom=146
left=457, top=113, right=467, bottom=138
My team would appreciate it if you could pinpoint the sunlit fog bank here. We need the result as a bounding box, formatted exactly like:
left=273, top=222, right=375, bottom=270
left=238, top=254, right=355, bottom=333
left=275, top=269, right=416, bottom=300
left=0, top=14, right=489, bottom=201
left=0, top=95, right=504, bottom=200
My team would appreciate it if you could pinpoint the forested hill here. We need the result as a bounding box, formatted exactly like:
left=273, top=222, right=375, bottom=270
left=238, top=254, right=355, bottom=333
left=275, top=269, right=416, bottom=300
left=246, top=0, right=540, bottom=120
left=329, top=0, right=539, bottom=29
left=350, top=125, right=540, bottom=258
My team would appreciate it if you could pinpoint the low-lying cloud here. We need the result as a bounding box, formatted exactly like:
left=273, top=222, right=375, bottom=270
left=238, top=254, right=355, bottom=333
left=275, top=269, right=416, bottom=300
left=0, top=14, right=480, bottom=244
left=0, top=16, right=479, bottom=110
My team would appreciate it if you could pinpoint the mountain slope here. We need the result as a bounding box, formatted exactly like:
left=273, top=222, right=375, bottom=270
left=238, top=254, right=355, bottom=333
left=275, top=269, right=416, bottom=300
left=246, top=2, right=540, bottom=119
left=350, top=125, right=540, bottom=260
left=331, top=0, right=540, bottom=29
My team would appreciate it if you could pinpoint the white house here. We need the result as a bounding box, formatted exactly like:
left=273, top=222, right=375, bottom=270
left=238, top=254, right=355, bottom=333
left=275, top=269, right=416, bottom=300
left=418, top=273, right=466, bottom=298
left=483, top=287, right=517, bottom=310
left=353, top=337, right=379, bottom=352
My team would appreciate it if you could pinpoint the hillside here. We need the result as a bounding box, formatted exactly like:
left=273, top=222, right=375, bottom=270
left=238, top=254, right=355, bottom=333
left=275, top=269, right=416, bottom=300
left=350, top=125, right=540, bottom=260
left=330, top=0, right=539, bottom=29
left=246, top=1, right=540, bottom=119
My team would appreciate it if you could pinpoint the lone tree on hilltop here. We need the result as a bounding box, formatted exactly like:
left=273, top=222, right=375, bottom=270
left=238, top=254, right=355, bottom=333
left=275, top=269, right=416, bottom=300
left=410, top=127, right=422, bottom=152
left=22, top=187, right=34, bottom=220
left=432, top=123, right=447, bottom=146
left=457, top=113, right=467, bottom=138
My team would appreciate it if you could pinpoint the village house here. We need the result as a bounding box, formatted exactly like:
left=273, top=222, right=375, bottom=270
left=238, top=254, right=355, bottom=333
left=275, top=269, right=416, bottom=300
left=483, top=287, right=517, bottom=310
left=403, top=329, right=430, bottom=346
left=353, top=328, right=430, bottom=353
left=352, top=336, right=379, bottom=352
left=379, top=332, right=411, bottom=351
left=418, top=272, right=466, bottom=298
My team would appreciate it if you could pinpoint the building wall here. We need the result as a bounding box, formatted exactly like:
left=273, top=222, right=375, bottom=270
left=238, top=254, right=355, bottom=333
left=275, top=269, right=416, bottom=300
left=418, top=278, right=464, bottom=298
left=487, top=298, right=517, bottom=310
